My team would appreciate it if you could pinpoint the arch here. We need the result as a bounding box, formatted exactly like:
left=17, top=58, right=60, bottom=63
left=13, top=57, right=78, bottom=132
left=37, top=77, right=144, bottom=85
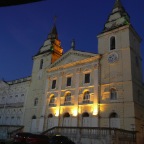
left=82, top=112, right=90, bottom=127
left=48, top=114, right=53, bottom=118
left=64, top=92, right=71, bottom=104
left=63, top=112, right=70, bottom=118
left=109, top=112, right=120, bottom=128
left=109, top=112, right=118, bottom=118
left=32, top=115, right=36, bottom=119
left=83, top=91, right=90, bottom=103
left=47, top=113, right=54, bottom=129
left=63, top=113, right=71, bottom=127
left=40, top=59, right=43, bottom=69
left=31, top=115, right=37, bottom=133
left=82, top=112, right=89, bottom=117
left=49, top=95, right=55, bottom=105
left=110, top=36, right=116, bottom=50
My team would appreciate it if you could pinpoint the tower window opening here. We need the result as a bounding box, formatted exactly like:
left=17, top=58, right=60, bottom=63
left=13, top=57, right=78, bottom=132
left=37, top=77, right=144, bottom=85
left=34, top=98, right=38, bottom=106
left=110, top=36, right=116, bottom=50
left=40, top=59, right=43, bottom=70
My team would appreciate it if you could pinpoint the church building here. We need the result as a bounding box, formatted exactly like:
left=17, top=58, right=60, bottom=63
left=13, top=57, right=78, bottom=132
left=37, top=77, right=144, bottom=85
left=0, top=0, right=144, bottom=143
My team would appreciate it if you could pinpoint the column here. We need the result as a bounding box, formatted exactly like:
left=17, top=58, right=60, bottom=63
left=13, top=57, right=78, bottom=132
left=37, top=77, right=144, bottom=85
left=92, top=63, right=99, bottom=127
left=38, top=78, right=49, bottom=132
left=74, top=68, right=80, bottom=126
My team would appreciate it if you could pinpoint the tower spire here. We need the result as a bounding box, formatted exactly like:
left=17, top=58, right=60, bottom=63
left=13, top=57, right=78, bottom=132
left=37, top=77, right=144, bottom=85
left=48, top=16, right=58, bottom=39
left=102, top=0, right=130, bottom=33
left=113, top=0, right=122, bottom=9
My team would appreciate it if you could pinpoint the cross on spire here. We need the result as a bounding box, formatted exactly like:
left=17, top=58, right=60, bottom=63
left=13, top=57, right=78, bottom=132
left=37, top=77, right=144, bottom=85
left=53, top=16, right=57, bottom=25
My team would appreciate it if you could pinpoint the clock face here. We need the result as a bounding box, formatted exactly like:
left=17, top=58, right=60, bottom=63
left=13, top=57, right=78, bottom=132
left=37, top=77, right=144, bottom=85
left=108, top=52, right=118, bottom=63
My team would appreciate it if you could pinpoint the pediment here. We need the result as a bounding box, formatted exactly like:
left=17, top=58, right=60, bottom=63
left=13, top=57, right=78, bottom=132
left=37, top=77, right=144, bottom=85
left=50, top=49, right=97, bottom=68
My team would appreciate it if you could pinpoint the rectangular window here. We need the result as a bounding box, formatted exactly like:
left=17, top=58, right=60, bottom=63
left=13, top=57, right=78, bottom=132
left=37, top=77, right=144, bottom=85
left=84, top=73, right=90, bottom=83
left=66, top=77, right=71, bottom=86
left=52, top=80, right=56, bottom=89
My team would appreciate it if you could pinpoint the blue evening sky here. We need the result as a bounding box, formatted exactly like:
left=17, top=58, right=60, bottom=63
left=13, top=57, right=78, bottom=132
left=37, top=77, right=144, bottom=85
left=0, top=0, right=144, bottom=81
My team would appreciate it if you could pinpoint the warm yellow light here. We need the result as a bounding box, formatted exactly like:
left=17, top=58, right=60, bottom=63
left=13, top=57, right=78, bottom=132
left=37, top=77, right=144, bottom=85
left=55, top=110, right=59, bottom=117
left=72, top=109, right=78, bottom=116
left=93, top=107, right=98, bottom=116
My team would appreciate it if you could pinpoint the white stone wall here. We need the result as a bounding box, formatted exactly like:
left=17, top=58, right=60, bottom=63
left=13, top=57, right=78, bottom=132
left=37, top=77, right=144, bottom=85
left=45, top=55, right=100, bottom=129
left=0, top=78, right=30, bottom=126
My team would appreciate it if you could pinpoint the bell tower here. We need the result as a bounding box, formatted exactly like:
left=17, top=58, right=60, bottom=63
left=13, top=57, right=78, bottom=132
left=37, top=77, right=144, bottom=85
left=97, top=0, right=144, bottom=143
left=24, top=24, right=63, bottom=133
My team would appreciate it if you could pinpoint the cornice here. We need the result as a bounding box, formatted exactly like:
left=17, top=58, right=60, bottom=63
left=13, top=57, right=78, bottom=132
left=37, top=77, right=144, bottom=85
left=49, top=49, right=97, bottom=68
left=97, top=25, right=130, bottom=38
left=47, top=55, right=101, bottom=72
left=97, top=24, right=141, bottom=42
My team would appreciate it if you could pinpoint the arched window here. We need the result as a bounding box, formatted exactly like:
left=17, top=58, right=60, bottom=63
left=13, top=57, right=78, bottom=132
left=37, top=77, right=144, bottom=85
left=47, top=114, right=54, bottom=129
left=63, top=113, right=70, bottom=127
left=32, top=115, right=36, bottom=119
left=34, top=98, right=38, bottom=106
left=110, top=36, right=116, bottom=50
left=64, top=92, right=71, bottom=105
left=110, top=88, right=117, bottom=100
left=48, top=114, right=53, bottom=118
left=82, top=112, right=89, bottom=117
left=49, top=95, right=55, bottom=106
left=110, top=112, right=118, bottom=118
left=63, top=112, right=70, bottom=118
left=83, top=91, right=90, bottom=103
left=82, top=112, right=90, bottom=127
left=31, top=115, right=37, bottom=133
left=109, top=112, right=120, bottom=128
left=40, top=59, right=43, bottom=69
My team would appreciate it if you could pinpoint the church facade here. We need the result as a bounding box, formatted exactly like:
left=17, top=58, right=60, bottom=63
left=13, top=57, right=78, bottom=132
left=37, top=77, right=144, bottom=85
left=0, top=0, right=144, bottom=143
